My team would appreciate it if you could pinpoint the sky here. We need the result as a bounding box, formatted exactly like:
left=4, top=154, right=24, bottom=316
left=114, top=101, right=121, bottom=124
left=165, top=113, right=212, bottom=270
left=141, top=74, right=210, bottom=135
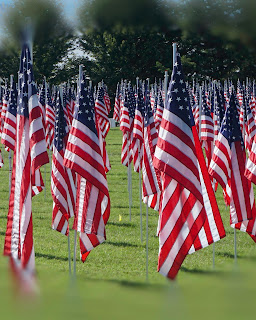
left=0, top=0, right=82, bottom=37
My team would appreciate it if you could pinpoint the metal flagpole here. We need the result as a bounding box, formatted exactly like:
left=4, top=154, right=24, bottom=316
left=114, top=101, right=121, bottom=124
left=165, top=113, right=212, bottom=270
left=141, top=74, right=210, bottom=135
left=128, top=139, right=132, bottom=222
left=59, top=84, right=72, bottom=277
left=146, top=198, right=149, bottom=281
left=73, top=65, right=84, bottom=280
left=8, top=75, right=14, bottom=197
left=139, top=77, right=143, bottom=243
left=172, top=42, right=177, bottom=68
left=164, top=71, right=168, bottom=108
left=139, top=166, right=143, bottom=243
left=44, top=77, right=47, bottom=200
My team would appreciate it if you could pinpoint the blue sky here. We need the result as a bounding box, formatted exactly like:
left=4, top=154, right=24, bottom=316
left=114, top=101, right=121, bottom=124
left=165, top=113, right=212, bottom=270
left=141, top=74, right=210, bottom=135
left=0, top=0, right=82, bottom=35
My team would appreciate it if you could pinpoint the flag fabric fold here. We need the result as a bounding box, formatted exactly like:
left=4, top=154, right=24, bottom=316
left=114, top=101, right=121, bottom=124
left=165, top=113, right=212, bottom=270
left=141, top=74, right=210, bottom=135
left=64, top=72, right=110, bottom=262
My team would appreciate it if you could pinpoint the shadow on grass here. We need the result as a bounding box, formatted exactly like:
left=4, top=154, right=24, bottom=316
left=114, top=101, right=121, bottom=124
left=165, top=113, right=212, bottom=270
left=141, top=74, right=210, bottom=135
left=181, top=266, right=225, bottom=276
left=35, top=252, right=69, bottom=262
left=216, top=251, right=235, bottom=259
left=0, top=215, right=7, bottom=219
left=0, top=231, right=6, bottom=236
left=104, top=241, right=140, bottom=248
left=107, top=221, right=135, bottom=228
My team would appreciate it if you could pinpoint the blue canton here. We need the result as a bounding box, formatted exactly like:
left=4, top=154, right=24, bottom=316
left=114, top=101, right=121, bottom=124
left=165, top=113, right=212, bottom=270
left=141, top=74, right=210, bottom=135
left=167, top=52, right=194, bottom=127
left=74, top=73, right=97, bottom=136
left=220, top=92, right=243, bottom=146
left=54, top=91, right=68, bottom=152
left=18, top=43, right=37, bottom=118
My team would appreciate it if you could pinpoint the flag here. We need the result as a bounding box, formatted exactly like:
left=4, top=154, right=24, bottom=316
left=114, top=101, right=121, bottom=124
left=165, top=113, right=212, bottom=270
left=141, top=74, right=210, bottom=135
left=95, top=85, right=110, bottom=139
left=0, top=83, right=9, bottom=135
left=51, top=89, right=76, bottom=235
left=154, top=90, right=164, bottom=132
left=103, top=85, right=111, bottom=114
left=131, top=85, right=145, bottom=172
left=4, top=43, right=49, bottom=288
left=120, top=87, right=134, bottom=167
left=209, top=92, right=253, bottom=225
left=113, top=83, right=121, bottom=122
left=153, top=51, right=225, bottom=280
left=45, top=84, right=55, bottom=150
left=200, top=88, right=214, bottom=167
left=142, top=99, right=161, bottom=211
left=64, top=71, right=110, bottom=262
left=1, top=79, right=17, bottom=151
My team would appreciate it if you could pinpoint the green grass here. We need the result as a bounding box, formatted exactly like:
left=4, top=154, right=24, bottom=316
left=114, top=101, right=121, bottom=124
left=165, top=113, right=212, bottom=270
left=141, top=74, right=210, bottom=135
left=0, top=127, right=256, bottom=320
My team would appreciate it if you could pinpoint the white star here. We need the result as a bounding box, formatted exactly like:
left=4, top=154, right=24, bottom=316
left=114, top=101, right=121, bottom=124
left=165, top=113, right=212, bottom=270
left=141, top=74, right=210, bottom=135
left=88, top=117, right=91, bottom=121
left=179, top=105, right=183, bottom=110
left=176, top=97, right=181, bottom=101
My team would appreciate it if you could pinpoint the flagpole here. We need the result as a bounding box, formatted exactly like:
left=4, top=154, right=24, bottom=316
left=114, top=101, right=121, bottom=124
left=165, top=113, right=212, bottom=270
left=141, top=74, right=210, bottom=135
left=173, top=42, right=177, bottom=68
left=164, top=71, right=168, bottom=108
left=44, top=77, right=47, bottom=200
left=127, top=138, right=132, bottom=222
left=146, top=197, right=149, bottom=281
left=72, top=65, right=84, bottom=280
left=8, top=75, right=14, bottom=197
left=60, top=84, right=73, bottom=278
left=139, top=77, right=143, bottom=243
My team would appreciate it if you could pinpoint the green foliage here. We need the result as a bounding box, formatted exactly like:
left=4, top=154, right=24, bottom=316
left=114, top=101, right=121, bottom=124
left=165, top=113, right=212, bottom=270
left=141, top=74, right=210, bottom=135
left=0, top=0, right=74, bottom=83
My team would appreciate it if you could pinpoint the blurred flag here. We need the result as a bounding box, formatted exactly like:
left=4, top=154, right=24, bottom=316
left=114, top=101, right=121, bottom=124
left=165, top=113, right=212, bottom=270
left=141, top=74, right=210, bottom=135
left=64, top=71, right=110, bottom=262
left=154, top=51, right=225, bottom=280
left=4, top=43, right=49, bottom=290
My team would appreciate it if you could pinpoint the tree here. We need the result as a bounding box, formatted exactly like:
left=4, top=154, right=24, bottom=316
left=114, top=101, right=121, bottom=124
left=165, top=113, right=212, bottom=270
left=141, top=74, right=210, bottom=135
left=0, top=0, right=74, bottom=84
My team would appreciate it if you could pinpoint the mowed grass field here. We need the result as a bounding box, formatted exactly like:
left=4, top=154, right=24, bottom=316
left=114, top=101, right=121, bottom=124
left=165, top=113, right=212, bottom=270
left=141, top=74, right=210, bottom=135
left=0, top=127, right=256, bottom=320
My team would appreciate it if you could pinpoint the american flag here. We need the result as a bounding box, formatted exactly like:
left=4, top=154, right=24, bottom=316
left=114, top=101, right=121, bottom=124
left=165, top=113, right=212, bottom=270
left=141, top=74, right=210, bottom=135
left=4, top=43, right=49, bottom=288
left=45, top=84, right=55, bottom=150
left=142, top=99, right=161, bottom=211
left=154, top=90, right=164, bottom=132
left=244, top=97, right=256, bottom=153
left=132, top=85, right=145, bottom=172
left=209, top=91, right=253, bottom=225
left=64, top=71, right=110, bottom=261
left=213, top=85, right=225, bottom=142
left=200, top=88, right=214, bottom=167
left=95, top=85, right=110, bottom=139
left=153, top=51, right=225, bottom=280
left=103, top=85, right=111, bottom=114
left=1, top=79, right=17, bottom=151
left=62, top=85, right=72, bottom=129
left=38, top=83, right=46, bottom=130
left=0, top=83, right=9, bottom=135
left=51, top=89, right=76, bottom=235
left=120, top=87, right=133, bottom=167
left=113, top=83, right=121, bottom=122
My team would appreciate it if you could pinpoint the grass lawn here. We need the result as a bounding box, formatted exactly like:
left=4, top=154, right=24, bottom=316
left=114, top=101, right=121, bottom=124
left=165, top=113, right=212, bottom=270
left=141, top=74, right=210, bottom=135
left=0, top=127, right=256, bottom=319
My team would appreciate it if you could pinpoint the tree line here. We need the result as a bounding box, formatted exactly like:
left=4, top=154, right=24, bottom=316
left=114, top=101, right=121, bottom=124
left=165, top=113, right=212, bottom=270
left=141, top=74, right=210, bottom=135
left=1, top=0, right=256, bottom=99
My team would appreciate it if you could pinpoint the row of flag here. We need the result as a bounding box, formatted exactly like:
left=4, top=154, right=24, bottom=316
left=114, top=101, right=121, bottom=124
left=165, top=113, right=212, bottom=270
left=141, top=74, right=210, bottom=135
left=2, top=41, right=256, bottom=284
left=0, top=43, right=112, bottom=289
left=113, top=52, right=256, bottom=279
